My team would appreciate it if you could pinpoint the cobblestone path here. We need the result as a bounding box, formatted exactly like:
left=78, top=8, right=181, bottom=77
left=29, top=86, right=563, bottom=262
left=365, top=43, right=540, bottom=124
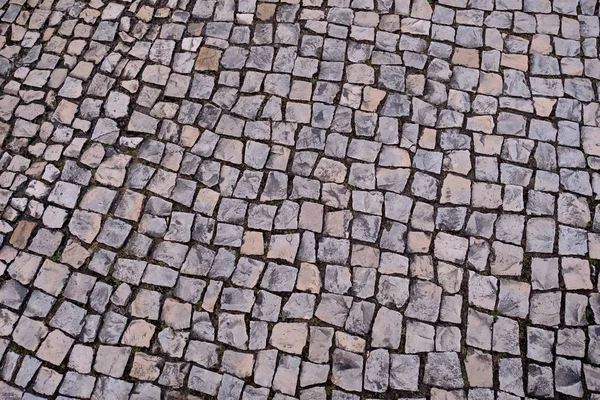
left=0, top=0, right=600, bottom=399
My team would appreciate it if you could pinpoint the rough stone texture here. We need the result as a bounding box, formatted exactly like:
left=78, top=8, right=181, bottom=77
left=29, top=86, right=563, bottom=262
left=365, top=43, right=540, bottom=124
left=0, top=1, right=597, bottom=398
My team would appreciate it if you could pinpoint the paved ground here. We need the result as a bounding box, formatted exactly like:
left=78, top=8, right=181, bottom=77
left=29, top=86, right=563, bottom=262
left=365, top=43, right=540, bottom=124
left=0, top=0, right=599, bottom=398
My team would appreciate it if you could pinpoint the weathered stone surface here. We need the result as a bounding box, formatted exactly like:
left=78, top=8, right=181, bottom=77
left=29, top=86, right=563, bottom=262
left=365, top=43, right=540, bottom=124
left=0, top=1, right=594, bottom=397
left=423, top=352, right=464, bottom=389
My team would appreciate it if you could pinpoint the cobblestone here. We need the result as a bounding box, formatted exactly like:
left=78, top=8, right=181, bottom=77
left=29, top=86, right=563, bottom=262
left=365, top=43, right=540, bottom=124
left=0, top=0, right=599, bottom=398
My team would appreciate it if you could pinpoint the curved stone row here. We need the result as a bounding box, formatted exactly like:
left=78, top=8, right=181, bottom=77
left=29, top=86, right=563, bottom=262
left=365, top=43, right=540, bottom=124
left=0, top=0, right=599, bottom=399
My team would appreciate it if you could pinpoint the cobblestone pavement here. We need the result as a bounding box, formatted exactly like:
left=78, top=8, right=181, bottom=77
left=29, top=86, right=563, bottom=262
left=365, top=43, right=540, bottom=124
left=1, top=0, right=600, bottom=398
